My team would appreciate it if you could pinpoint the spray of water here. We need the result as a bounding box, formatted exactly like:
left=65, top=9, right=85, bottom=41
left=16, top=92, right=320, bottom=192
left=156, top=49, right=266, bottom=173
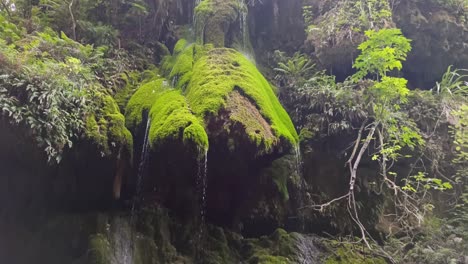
left=294, top=234, right=320, bottom=264
left=238, top=0, right=248, bottom=51
left=110, top=217, right=134, bottom=264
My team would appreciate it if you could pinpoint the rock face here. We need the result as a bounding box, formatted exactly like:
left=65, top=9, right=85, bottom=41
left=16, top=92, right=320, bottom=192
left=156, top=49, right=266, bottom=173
left=394, top=0, right=468, bottom=88
left=248, top=0, right=306, bottom=53
left=303, top=0, right=394, bottom=80
left=302, top=0, right=467, bottom=87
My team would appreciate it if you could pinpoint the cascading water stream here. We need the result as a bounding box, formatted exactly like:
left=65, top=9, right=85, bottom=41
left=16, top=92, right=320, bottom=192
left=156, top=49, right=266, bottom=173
left=196, top=148, right=208, bottom=226
left=294, top=234, right=321, bottom=264
left=294, top=143, right=303, bottom=177
left=238, top=0, right=248, bottom=51
left=110, top=217, right=134, bottom=264
left=294, top=143, right=306, bottom=231
left=131, top=117, right=151, bottom=218
left=193, top=0, right=203, bottom=43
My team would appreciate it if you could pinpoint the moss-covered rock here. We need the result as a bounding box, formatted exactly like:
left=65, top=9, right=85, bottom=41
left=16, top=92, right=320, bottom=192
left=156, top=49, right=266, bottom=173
left=126, top=41, right=297, bottom=154
left=148, top=89, right=209, bottom=151
left=184, top=46, right=298, bottom=152
left=85, top=93, right=133, bottom=157
left=125, top=78, right=168, bottom=131
left=89, top=234, right=112, bottom=264
left=194, top=0, right=253, bottom=55
left=323, top=242, right=387, bottom=264
left=194, top=0, right=245, bottom=47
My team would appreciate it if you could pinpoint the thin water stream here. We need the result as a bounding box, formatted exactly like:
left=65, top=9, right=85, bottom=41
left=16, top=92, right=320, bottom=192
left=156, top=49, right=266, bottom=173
left=238, top=0, right=248, bottom=51
left=197, top=148, right=208, bottom=226
left=294, top=143, right=306, bottom=231
left=131, top=117, right=151, bottom=218
left=294, top=234, right=321, bottom=264
left=110, top=217, right=134, bottom=264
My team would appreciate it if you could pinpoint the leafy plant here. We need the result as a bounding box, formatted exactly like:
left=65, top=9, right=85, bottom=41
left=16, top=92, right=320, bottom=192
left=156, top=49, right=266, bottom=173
left=435, top=65, right=468, bottom=97
left=352, top=28, right=412, bottom=81
left=274, top=51, right=316, bottom=86
left=0, top=16, right=132, bottom=162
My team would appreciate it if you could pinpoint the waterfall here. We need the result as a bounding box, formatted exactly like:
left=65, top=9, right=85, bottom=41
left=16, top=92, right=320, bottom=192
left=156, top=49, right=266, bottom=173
left=293, top=234, right=321, bottom=264
left=293, top=143, right=303, bottom=177
left=196, top=148, right=208, bottom=225
left=131, top=117, right=151, bottom=217
left=110, top=217, right=133, bottom=264
left=238, top=0, right=248, bottom=51
left=171, top=75, right=179, bottom=88
left=195, top=147, right=208, bottom=248
left=294, top=143, right=306, bottom=231
left=193, top=0, right=203, bottom=43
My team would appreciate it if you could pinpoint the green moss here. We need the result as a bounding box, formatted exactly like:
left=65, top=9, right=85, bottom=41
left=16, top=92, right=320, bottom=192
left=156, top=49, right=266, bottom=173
left=245, top=229, right=297, bottom=264
left=324, top=244, right=387, bottom=264
left=125, top=78, right=168, bottom=131
left=149, top=89, right=209, bottom=151
left=169, top=45, right=195, bottom=89
left=194, top=0, right=241, bottom=46
left=127, top=42, right=297, bottom=155
left=249, top=254, right=290, bottom=264
left=114, top=68, right=160, bottom=111
left=202, top=226, right=239, bottom=264
left=185, top=48, right=298, bottom=151
left=85, top=93, right=133, bottom=156
left=173, top=39, right=188, bottom=55
left=89, top=234, right=112, bottom=264
left=261, top=157, right=292, bottom=201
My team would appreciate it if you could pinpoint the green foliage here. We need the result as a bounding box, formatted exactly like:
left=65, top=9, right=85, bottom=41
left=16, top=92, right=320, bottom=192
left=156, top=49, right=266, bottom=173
left=353, top=29, right=412, bottom=81
left=402, top=171, right=453, bottom=193
left=324, top=244, right=386, bottom=264
left=303, top=0, right=393, bottom=49
left=0, top=14, right=24, bottom=42
left=0, top=14, right=133, bottom=162
left=274, top=51, right=316, bottom=86
left=435, top=65, right=468, bottom=97
left=453, top=105, right=468, bottom=164
left=384, top=214, right=468, bottom=263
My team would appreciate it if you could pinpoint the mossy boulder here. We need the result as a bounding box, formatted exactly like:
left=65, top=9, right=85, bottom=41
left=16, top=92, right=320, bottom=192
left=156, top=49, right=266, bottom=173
left=126, top=41, right=298, bottom=155
left=149, top=89, right=209, bottom=151
left=124, top=41, right=298, bottom=231
left=184, top=46, right=299, bottom=153
left=125, top=78, right=168, bottom=131
left=194, top=0, right=249, bottom=48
